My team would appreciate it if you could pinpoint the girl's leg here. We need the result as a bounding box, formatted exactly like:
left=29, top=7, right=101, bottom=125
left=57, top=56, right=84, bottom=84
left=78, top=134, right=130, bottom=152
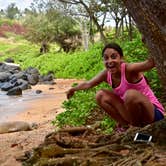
left=96, top=89, right=155, bottom=127
left=96, top=89, right=128, bottom=125
left=123, top=89, right=155, bottom=126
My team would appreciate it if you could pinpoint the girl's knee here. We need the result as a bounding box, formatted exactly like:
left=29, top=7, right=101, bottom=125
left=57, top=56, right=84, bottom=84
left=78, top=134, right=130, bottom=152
left=124, top=89, right=140, bottom=104
left=96, top=89, right=106, bottom=103
left=95, top=89, right=114, bottom=104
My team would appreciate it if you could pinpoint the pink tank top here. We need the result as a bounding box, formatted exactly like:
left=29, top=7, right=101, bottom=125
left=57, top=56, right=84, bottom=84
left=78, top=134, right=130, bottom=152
left=107, top=63, right=165, bottom=114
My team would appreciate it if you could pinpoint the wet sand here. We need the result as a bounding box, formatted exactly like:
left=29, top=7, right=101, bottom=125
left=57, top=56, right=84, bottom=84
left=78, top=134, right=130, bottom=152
left=0, top=79, right=83, bottom=166
left=0, top=79, right=82, bottom=122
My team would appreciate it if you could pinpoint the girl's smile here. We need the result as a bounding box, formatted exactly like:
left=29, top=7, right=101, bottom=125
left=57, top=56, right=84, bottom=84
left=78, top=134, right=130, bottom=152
left=103, top=48, right=122, bottom=73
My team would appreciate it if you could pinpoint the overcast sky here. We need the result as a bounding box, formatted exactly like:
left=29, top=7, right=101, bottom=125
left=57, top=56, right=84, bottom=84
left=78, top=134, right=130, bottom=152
left=0, top=0, right=33, bottom=10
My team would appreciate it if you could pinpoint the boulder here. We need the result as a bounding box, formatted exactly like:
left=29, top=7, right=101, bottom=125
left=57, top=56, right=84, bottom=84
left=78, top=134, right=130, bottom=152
left=7, top=87, right=22, bottom=96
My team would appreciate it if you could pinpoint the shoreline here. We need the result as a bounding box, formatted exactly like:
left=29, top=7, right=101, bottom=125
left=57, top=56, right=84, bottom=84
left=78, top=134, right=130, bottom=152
left=0, top=79, right=83, bottom=166
left=3, top=79, right=82, bottom=123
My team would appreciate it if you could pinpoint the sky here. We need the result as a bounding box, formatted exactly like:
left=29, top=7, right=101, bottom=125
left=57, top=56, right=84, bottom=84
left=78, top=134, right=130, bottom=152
left=0, top=0, right=34, bottom=10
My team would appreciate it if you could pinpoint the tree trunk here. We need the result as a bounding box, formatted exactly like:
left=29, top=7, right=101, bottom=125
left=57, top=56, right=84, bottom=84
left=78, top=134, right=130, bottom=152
left=123, top=0, right=166, bottom=99
left=89, top=17, right=94, bottom=44
left=115, top=19, right=120, bottom=38
left=128, top=14, right=133, bottom=41
left=81, top=21, right=89, bottom=51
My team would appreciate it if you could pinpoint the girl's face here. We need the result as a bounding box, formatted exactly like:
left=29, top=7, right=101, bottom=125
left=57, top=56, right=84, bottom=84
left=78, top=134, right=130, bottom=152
left=103, top=48, right=122, bottom=74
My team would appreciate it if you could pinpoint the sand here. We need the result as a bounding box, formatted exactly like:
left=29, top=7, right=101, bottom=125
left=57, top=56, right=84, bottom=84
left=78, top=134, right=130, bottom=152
left=0, top=79, right=83, bottom=166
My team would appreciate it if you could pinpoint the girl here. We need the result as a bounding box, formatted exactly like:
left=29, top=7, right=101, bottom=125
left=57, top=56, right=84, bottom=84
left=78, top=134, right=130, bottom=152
left=67, top=43, right=165, bottom=127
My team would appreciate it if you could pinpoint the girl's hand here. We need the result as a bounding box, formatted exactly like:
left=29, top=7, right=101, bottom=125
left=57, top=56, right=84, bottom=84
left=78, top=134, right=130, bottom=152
left=66, top=88, right=75, bottom=99
left=148, top=57, right=155, bottom=67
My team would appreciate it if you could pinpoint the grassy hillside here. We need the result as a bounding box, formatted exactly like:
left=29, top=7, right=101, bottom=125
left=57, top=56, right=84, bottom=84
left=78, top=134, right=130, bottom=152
left=0, top=37, right=103, bottom=79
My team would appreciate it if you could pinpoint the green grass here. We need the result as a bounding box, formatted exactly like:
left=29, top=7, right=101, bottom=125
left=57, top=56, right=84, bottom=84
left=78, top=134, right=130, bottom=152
left=0, top=40, right=16, bottom=51
left=0, top=38, right=104, bottom=78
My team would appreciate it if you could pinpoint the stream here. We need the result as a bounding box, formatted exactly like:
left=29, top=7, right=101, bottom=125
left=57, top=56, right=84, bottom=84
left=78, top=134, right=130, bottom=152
left=0, top=88, right=55, bottom=121
left=0, top=79, right=81, bottom=122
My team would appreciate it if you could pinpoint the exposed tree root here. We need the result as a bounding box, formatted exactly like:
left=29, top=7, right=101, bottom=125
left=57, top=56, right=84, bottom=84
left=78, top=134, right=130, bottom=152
left=20, top=118, right=166, bottom=166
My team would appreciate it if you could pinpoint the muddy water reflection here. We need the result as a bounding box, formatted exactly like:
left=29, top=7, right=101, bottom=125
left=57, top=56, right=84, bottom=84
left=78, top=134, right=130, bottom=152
left=0, top=79, right=81, bottom=122
left=0, top=88, right=60, bottom=122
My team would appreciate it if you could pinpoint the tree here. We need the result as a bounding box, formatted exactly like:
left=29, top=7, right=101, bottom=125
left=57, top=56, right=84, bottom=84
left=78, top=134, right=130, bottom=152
left=5, top=3, right=20, bottom=19
left=0, top=9, right=5, bottom=18
left=23, top=5, right=81, bottom=53
left=56, top=0, right=111, bottom=44
left=122, top=0, right=166, bottom=99
left=107, top=0, right=127, bottom=38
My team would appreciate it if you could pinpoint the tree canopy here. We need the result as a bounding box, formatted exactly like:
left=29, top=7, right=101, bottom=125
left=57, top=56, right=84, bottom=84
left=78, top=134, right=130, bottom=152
left=23, top=2, right=81, bottom=52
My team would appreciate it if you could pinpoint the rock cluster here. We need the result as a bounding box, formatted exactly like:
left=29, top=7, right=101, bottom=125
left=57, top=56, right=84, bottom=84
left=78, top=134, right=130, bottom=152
left=0, top=59, right=55, bottom=95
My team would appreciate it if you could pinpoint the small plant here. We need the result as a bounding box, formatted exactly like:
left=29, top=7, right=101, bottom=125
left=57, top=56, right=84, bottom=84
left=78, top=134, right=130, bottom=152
left=52, top=88, right=98, bottom=127
left=100, top=116, right=116, bottom=134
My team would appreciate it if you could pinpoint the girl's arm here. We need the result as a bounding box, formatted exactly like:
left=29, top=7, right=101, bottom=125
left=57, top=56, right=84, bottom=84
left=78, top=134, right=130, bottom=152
left=67, top=70, right=107, bottom=99
left=127, top=57, right=155, bottom=73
